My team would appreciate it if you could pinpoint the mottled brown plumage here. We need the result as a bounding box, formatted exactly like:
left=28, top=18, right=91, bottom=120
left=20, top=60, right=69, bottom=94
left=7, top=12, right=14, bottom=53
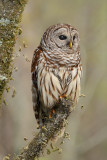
left=31, top=24, right=82, bottom=126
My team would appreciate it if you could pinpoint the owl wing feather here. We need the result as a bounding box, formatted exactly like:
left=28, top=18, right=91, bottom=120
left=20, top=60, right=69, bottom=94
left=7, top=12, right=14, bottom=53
left=31, top=47, right=44, bottom=126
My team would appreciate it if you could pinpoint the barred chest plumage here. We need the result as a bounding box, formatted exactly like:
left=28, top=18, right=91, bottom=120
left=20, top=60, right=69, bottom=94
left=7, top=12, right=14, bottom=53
left=36, top=54, right=82, bottom=108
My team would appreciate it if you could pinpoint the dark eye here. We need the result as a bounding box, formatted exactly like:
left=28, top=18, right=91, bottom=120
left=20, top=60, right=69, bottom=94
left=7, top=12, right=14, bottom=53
left=73, top=35, right=76, bottom=41
left=59, top=35, right=67, bottom=40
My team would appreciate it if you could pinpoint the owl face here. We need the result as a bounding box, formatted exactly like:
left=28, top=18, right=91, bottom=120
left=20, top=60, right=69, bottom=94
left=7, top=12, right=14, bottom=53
left=40, top=24, right=80, bottom=54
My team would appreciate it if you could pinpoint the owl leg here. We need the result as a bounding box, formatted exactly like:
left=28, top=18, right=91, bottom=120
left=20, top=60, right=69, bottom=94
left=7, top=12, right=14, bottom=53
left=49, top=109, right=55, bottom=118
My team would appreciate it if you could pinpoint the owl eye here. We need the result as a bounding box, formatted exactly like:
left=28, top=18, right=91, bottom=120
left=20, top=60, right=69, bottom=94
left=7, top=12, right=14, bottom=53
left=73, top=35, right=76, bottom=41
left=59, top=35, right=67, bottom=40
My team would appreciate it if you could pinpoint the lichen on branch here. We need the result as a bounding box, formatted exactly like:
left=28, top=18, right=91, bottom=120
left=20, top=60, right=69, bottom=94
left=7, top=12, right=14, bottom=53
left=0, top=0, right=28, bottom=107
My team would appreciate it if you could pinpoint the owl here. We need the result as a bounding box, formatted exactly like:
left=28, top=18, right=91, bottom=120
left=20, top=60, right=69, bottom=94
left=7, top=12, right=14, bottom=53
left=31, top=24, right=82, bottom=127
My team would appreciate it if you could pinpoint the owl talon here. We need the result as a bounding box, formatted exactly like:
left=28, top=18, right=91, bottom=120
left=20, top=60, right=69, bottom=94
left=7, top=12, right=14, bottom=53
left=49, top=109, right=55, bottom=118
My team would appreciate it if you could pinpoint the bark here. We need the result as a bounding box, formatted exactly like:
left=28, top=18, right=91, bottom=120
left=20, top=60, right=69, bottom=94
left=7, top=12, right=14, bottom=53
left=12, top=98, right=73, bottom=160
left=0, top=0, right=28, bottom=107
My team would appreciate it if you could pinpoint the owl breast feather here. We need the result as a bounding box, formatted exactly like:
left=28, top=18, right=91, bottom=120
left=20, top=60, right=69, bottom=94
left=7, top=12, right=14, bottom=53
left=37, top=61, right=82, bottom=108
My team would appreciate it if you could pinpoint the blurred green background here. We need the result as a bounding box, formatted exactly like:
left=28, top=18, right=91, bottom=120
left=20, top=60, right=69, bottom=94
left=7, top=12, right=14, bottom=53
left=0, top=0, right=107, bottom=159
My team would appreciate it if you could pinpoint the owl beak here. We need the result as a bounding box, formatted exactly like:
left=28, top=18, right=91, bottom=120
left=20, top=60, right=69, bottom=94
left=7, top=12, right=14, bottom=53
left=69, top=41, right=72, bottom=48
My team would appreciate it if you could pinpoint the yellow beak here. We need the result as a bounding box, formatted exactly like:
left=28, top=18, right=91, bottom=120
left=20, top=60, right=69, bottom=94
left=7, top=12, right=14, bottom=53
left=69, top=41, right=72, bottom=48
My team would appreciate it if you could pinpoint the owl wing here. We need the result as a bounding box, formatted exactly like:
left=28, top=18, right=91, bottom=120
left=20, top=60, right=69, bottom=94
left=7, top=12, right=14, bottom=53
left=31, top=47, right=43, bottom=125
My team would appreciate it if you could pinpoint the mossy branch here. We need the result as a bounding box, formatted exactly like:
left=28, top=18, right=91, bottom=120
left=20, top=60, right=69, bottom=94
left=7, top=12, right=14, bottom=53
left=12, top=98, right=72, bottom=160
left=0, top=0, right=28, bottom=107
left=0, top=1, right=73, bottom=160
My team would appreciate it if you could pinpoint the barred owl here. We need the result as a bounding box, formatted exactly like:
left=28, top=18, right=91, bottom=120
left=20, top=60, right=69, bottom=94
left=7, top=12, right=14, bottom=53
left=31, top=24, right=82, bottom=126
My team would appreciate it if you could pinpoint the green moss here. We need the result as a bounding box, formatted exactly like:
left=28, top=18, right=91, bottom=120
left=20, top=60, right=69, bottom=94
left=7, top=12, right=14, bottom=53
left=0, top=0, right=28, bottom=107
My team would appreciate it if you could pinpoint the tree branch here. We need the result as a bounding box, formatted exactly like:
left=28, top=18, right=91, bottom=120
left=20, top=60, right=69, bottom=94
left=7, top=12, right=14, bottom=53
left=12, top=98, right=73, bottom=160
left=0, top=0, right=28, bottom=107
left=0, top=1, right=74, bottom=160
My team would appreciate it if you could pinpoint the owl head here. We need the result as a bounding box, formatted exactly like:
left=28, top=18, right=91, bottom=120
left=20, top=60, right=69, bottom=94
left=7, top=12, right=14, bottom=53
left=40, top=24, right=80, bottom=54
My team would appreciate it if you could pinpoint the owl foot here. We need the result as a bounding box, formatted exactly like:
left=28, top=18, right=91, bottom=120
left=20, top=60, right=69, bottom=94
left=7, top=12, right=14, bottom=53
left=49, top=109, right=55, bottom=118
left=60, top=94, right=67, bottom=99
